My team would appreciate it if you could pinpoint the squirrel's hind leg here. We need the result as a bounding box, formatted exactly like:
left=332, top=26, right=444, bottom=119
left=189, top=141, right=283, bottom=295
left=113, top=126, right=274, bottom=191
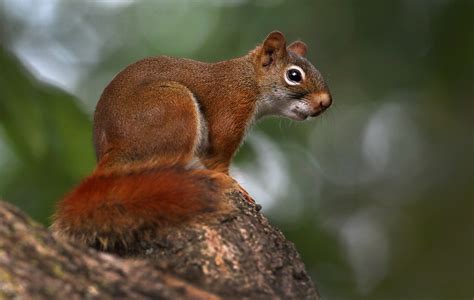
left=99, top=80, right=204, bottom=167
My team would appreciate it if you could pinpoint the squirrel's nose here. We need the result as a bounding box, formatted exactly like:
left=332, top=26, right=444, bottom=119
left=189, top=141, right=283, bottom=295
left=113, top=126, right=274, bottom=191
left=308, top=92, right=332, bottom=117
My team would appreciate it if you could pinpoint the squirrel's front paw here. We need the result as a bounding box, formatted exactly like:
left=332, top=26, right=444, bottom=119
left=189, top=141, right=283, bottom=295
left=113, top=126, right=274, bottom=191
left=211, top=172, right=256, bottom=204
left=236, top=183, right=255, bottom=204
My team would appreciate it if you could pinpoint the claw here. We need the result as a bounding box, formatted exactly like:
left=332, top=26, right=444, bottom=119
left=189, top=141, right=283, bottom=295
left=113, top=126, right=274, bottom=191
left=237, top=184, right=255, bottom=204
left=215, top=172, right=256, bottom=204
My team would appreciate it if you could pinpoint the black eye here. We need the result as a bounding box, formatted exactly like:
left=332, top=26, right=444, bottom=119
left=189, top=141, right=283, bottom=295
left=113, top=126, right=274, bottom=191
left=287, top=68, right=302, bottom=83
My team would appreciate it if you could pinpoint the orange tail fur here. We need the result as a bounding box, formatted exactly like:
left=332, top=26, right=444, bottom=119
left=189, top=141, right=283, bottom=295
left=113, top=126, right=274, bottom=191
left=52, top=162, right=234, bottom=251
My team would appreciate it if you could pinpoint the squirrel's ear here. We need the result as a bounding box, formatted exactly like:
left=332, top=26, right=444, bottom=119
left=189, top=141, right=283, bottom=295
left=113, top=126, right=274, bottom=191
left=288, top=41, right=307, bottom=57
left=259, top=31, right=287, bottom=67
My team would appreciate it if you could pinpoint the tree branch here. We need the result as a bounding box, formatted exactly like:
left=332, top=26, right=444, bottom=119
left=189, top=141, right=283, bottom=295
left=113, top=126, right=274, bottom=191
left=0, top=192, right=318, bottom=299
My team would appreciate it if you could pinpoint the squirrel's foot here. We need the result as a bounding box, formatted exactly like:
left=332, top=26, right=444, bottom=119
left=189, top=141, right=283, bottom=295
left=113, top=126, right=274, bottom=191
left=210, top=171, right=256, bottom=204
left=236, top=183, right=255, bottom=204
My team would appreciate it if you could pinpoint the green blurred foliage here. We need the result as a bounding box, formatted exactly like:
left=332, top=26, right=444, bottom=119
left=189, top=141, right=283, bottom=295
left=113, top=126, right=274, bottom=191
left=0, top=1, right=472, bottom=299
left=0, top=49, right=95, bottom=222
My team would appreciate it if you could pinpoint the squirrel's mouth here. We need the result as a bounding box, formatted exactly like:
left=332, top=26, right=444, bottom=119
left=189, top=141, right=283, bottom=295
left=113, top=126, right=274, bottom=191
left=289, top=109, right=309, bottom=121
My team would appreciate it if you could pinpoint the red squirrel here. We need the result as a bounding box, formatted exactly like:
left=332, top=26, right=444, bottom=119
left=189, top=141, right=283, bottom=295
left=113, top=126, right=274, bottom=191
left=52, top=31, right=332, bottom=250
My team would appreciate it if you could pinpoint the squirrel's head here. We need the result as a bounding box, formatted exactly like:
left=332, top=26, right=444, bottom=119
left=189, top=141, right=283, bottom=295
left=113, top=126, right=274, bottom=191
left=252, top=31, right=332, bottom=121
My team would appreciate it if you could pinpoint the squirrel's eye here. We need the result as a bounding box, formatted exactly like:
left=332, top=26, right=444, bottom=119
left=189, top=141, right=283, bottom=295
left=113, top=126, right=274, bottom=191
left=288, top=69, right=302, bottom=82
left=284, top=66, right=305, bottom=85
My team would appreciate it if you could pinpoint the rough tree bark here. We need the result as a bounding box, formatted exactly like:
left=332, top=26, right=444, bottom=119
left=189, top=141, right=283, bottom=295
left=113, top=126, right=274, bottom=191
left=0, top=192, right=319, bottom=299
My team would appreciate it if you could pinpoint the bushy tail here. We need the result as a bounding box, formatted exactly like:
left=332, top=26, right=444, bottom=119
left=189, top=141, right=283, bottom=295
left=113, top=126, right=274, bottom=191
left=51, top=163, right=234, bottom=252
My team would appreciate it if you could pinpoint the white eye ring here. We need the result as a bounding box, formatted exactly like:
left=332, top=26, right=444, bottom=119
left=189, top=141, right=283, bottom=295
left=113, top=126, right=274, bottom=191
left=284, top=65, right=305, bottom=86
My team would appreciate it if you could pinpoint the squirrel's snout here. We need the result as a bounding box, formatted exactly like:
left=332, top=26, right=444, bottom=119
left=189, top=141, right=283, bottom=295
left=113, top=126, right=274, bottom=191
left=308, top=92, right=332, bottom=117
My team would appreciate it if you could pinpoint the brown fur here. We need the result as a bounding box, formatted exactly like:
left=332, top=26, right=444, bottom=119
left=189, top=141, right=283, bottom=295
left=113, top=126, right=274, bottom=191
left=53, top=31, right=331, bottom=249
left=94, top=55, right=258, bottom=173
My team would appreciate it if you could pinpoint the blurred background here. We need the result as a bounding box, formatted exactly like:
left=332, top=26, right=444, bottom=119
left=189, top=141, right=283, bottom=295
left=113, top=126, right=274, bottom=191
left=0, top=0, right=472, bottom=299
